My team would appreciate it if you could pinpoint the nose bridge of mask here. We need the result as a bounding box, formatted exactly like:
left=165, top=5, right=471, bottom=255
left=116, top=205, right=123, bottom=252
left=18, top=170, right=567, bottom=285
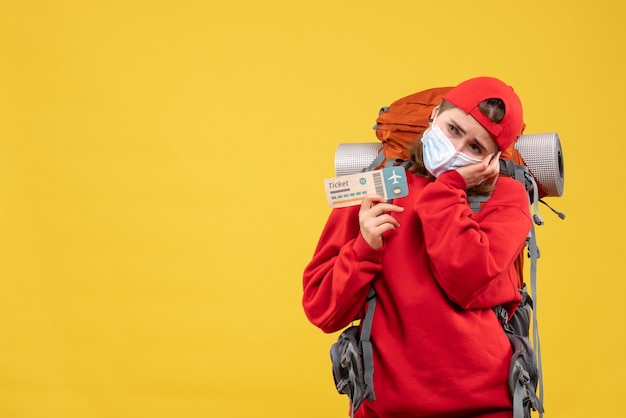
left=426, top=124, right=456, bottom=164
left=428, top=113, right=456, bottom=150
left=433, top=113, right=481, bottom=164
left=426, top=113, right=451, bottom=146
left=422, top=113, right=482, bottom=177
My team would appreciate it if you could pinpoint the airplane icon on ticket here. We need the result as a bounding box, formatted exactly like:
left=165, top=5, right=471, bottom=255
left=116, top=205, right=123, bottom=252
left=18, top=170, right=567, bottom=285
left=387, top=169, right=402, bottom=185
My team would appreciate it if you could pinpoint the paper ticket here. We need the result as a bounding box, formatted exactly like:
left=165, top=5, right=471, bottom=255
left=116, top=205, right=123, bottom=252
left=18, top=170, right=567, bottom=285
left=324, top=166, right=409, bottom=208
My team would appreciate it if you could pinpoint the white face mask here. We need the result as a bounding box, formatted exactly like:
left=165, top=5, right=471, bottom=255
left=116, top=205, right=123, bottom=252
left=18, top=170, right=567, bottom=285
left=421, top=115, right=482, bottom=177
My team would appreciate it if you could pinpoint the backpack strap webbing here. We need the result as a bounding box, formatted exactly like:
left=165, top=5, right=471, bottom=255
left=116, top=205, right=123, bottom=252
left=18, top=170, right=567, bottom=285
left=527, top=222, right=545, bottom=418
left=360, top=287, right=377, bottom=402
left=364, top=151, right=387, bottom=172
left=468, top=194, right=491, bottom=212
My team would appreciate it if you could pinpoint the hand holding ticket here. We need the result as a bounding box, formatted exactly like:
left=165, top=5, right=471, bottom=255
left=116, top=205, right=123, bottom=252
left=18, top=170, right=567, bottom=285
left=324, top=166, right=409, bottom=208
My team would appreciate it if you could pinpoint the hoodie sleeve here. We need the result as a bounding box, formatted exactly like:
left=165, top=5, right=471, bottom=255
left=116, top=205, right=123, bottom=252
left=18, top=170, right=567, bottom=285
left=302, top=206, right=384, bottom=333
left=414, top=170, right=532, bottom=310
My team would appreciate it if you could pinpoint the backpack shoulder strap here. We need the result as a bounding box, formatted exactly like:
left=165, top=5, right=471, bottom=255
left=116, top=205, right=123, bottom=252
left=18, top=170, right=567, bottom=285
left=360, top=287, right=377, bottom=402
left=526, top=222, right=544, bottom=417
left=363, top=151, right=387, bottom=172
left=490, top=159, right=546, bottom=418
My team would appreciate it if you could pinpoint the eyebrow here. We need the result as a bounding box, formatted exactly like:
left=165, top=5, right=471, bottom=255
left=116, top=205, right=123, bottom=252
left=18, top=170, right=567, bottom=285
left=449, top=118, right=489, bottom=152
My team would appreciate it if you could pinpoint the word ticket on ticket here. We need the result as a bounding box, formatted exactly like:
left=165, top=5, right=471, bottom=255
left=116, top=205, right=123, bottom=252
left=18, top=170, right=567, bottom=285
left=324, top=166, right=409, bottom=208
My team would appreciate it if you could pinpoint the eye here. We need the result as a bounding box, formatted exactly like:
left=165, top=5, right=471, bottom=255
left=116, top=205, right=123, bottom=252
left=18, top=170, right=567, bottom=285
left=468, top=143, right=481, bottom=154
left=446, top=124, right=460, bottom=136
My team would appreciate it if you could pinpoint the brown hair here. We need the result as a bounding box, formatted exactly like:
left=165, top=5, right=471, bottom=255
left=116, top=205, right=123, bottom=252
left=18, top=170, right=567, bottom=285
left=408, top=98, right=505, bottom=195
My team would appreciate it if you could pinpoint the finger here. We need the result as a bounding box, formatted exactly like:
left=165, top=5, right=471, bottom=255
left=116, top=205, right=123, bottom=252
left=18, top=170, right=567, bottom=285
left=360, top=195, right=381, bottom=215
left=360, top=196, right=404, bottom=216
left=374, top=203, right=405, bottom=215
left=363, top=211, right=401, bottom=228
left=487, top=154, right=501, bottom=185
left=364, top=217, right=400, bottom=238
left=364, top=206, right=403, bottom=224
left=481, top=153, right=495, bottom=165
left=360, top=194, right=386, bottom=212
left=374, top=213, right=401, bottom=228
left=361, top=214, right=400, bottom=249
left=364, top=194, right=387, bottom=205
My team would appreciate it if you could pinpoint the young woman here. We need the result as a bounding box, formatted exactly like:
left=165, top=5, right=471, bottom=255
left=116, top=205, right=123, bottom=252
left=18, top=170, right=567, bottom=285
left=303, top=77, right=533, bottom=418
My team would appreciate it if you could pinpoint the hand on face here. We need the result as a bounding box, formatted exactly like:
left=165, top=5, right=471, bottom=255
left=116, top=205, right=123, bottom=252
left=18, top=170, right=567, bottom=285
left=455, top=151, right=501, bottom=190
left=359, top=194, right=405, bottom=249
left=424, top=107, right=501, bottom=184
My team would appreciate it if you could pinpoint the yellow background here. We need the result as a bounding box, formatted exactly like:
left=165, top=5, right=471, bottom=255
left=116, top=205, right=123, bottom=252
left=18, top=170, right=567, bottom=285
left=0, top=1, right=623, bottom=417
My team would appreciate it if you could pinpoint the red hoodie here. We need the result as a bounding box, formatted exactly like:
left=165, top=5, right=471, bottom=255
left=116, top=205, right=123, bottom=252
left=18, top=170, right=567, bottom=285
left=303, top=170, right=532, bottom=418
